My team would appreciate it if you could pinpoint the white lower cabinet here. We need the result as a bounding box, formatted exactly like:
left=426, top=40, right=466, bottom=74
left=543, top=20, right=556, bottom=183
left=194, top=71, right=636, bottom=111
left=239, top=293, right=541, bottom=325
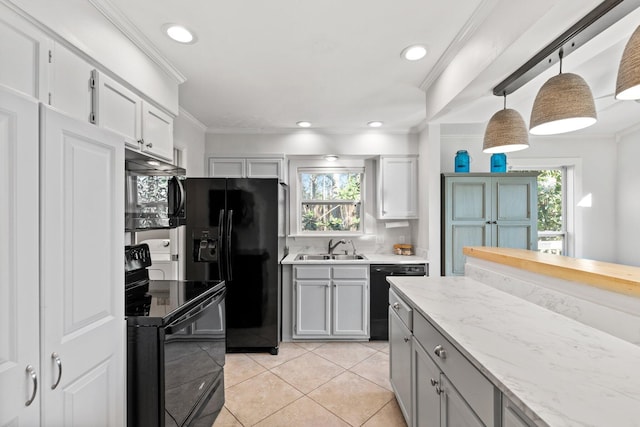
left=0, top=87, right=125, bottom=426
left=293, top=265, right=368, bottom=339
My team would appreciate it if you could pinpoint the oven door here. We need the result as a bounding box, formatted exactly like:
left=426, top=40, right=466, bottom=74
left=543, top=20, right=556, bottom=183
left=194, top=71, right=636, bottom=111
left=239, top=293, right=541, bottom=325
left=163, top=286, right=226, bottom=427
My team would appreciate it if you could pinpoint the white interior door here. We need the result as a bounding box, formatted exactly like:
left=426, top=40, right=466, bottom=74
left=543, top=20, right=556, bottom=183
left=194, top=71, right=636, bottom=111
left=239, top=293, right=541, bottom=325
left=0, top=87, right=40, bottom=426
left=39, top=104, right=124, bottom=426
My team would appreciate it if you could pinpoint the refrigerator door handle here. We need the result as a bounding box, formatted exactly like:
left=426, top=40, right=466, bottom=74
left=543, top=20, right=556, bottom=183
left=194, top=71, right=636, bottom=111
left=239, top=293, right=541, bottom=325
left=218, top=209, right=225, bottom=280
left=226, top=209, right=234, bottom=282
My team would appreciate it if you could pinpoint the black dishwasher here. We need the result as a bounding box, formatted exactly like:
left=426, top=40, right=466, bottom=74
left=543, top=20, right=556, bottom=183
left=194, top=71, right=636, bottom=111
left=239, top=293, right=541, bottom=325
left=370, top=264, right=427, bottom=340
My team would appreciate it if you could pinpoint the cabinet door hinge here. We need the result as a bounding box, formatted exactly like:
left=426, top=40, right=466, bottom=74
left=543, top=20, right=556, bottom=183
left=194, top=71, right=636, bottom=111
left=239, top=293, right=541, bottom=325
left=48, top=50, right=52, bottom=63
left=89, top=112, right=96, bottom=124
left=48, top=93, right=52, bottom=105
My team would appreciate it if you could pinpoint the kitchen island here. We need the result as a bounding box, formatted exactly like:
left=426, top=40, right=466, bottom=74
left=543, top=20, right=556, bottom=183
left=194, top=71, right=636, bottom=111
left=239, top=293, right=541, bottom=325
left=388, top=247, right=640, bottom=426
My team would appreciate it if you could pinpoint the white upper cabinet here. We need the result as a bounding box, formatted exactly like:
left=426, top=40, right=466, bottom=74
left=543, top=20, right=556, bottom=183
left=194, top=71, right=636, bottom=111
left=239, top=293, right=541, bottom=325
left=0, top=3, right=50, bottom=102
left=93, top=70, right=174, bottom=162
left=49, top=42, right=93, bottom=123
left=209, top=156, right=285, bottom=181
left=377, top=155, right=418, bottom=219
left=141, top=100, right=174, bottom=161
left=93, top=70, right=142, bottom=149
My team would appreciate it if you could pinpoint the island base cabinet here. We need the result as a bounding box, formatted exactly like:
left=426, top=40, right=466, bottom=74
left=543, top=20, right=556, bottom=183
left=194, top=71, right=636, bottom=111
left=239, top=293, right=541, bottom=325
left=503, top=397, right=537, bottom=427
left=413, top=337, right=441, bottom=427
left=440, top=375, right=485, bottom=427
left=390, top=308, right=412, bottom=424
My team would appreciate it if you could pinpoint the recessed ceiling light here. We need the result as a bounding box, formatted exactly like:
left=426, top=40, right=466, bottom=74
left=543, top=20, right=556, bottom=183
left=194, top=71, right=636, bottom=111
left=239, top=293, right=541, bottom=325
left=401, top=45, right=427, bottom=61
left=324, top=155, right=339, bottom=162
left=163, top=24, right=196, bottom=44
left=296, top=121, right=311, bottom=128
left=368, top=121, right=383, bottom=128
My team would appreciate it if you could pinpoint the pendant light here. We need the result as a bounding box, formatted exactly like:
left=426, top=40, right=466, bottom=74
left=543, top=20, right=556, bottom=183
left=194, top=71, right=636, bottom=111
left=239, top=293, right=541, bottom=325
left=615, top=25, right=640, bottom=100
left=482, top=93, right=529, bottom=153
left=529, top=49, right=597, bottom=135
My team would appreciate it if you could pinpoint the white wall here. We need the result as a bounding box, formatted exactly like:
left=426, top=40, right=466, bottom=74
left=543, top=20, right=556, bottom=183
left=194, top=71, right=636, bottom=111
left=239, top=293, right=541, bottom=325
left=439, top=124, right=617, bottom=263
left=174, top=108, right=207, bottom=176
left=616, top=125, right=640, bottom=267
left=206, top=131, right=418, bottom=157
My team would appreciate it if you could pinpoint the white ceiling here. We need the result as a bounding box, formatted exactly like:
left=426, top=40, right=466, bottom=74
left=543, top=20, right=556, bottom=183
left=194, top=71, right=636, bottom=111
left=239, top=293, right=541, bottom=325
left=40, top=0, right=640, bottom=135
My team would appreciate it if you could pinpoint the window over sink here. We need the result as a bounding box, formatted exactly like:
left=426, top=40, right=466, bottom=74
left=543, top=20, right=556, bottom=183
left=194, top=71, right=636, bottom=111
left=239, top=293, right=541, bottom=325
left=289, top=159, right=365, bottom=236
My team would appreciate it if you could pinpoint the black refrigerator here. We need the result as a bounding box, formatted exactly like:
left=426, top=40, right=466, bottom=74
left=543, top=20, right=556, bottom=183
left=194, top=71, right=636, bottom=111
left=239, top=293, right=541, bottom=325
left=183, top=178, right=285, bottom=355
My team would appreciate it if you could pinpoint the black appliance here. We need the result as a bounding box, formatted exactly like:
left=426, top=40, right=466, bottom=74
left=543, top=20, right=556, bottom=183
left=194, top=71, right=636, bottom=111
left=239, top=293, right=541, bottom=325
left=125, top=149, right=186, bottom=231
left=370, top=264, right=428, bottom=340
left=125, top=243, right=226, bottom=427
left=183, top=178, right=285, bottom=355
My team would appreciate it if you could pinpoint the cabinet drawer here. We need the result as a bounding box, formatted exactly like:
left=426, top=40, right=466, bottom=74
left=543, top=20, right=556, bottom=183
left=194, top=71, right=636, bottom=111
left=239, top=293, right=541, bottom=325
left=332, top=266, right=368, bottom=279
left=413, top=312, right=496, bottom=427
left=294, top=266, right=331, bottom=279
left=389, top=288, right=412, bottom=331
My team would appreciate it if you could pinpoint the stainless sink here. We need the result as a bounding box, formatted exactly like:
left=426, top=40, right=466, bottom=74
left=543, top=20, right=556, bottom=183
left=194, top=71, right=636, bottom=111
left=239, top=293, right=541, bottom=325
left=331, top=254, right=366, bottom=260
left=295, top=253, right=366, bottom=261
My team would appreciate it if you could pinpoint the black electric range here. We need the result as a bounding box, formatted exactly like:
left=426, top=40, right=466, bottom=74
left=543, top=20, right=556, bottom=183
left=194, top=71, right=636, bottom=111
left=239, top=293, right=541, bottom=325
left=125, top=244, right=226, bottom=427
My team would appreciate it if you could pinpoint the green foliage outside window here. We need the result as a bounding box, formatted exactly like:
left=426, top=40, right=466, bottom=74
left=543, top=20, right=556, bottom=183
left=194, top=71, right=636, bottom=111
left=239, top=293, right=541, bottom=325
left=300, top=171, right=362, bottom=232
left=537, top=169, right=562, bottom=232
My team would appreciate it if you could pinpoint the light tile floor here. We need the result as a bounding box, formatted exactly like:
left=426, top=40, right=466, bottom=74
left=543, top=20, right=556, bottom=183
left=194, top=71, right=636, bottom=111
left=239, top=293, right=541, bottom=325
left=213, top=341, right=408, bottom=427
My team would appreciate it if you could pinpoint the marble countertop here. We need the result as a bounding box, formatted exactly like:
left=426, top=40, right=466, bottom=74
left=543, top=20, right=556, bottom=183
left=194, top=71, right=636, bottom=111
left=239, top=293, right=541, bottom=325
left=280, top=252, right=428, bottom=265
left=389, top=276, right=640, bottom=427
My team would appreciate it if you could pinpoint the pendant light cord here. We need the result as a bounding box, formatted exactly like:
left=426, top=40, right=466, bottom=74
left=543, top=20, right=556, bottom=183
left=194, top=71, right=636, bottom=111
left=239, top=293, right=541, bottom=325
left=558, top=48, right=564, bottom=74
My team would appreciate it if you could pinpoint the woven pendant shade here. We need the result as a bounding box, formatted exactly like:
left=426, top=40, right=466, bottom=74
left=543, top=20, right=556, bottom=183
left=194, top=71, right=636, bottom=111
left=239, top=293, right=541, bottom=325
left=529, top=72, right=597, bottom=135
left=616, top=25, right=640, bottom=100
left=482, top=108, right=529, bottom=153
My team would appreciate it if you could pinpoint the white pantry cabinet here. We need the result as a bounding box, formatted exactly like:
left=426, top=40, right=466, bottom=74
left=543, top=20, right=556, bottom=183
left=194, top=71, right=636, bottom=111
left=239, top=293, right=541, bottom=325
left=0, top=86, right=41, bottom=427
left=293, top=265, right=368, bottom=339
left=0, top=86, right=125, bottom=426
left=377, top=155, right=418, bottom=219
left=94, top=71, right=174, bottom=161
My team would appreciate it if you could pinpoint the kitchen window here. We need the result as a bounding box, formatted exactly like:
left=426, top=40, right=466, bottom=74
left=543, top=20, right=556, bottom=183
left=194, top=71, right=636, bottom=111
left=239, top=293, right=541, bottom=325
left=292, top=164, right=364, bottom=235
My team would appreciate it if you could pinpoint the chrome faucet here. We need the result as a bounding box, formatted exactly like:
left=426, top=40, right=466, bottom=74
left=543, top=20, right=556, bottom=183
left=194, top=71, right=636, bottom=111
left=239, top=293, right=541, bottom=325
left=327, top=239, right=347, bottom=254
left=347, top=239, right=357, bottom=255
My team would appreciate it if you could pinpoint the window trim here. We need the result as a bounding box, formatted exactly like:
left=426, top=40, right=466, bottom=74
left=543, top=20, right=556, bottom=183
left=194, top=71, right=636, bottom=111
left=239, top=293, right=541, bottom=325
left=289, top=160, right=366, bottom=237
left=509, top=158, right=580, bottom=257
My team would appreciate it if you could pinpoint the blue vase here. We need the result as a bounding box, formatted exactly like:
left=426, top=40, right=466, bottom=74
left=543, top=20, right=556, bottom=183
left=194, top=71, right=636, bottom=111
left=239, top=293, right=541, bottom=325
left=490, top=153, right=507, bottom=173
left=454, top=150, right=470, bottom=173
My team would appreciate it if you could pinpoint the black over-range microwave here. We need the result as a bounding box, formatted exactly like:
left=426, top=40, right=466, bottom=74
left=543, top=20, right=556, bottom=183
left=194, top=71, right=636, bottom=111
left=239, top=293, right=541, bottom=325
left=125, top=149, right=186, bottom=231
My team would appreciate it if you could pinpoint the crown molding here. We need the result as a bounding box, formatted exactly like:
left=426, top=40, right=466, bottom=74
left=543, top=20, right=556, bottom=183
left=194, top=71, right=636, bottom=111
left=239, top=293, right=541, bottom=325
left=419, top=0, right=500, bottom=92
left=616, top=121, right=640, bottom=142
left=89, top=0, right=187, bottom=84
left=178, top=106, right=207, bottom=132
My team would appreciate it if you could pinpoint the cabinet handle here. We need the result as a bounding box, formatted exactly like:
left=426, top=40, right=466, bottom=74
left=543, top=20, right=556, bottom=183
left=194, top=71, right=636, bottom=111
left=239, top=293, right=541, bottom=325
left=433, top=344, right=447, bottom=359
left=146, top=142, right=153, bottom=148
left=403, top=336, right=409, bottom=343
left=137, top=138, right=144, bottom=145
left=392, top=302, right=400, bottom=310
left=51, top=352, right=62, bottom=390
left=435, top=386, right=444, bottom=395
left=25, top=365, right=38, bottom=406
left=430, top=378, right=438, bottom=386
